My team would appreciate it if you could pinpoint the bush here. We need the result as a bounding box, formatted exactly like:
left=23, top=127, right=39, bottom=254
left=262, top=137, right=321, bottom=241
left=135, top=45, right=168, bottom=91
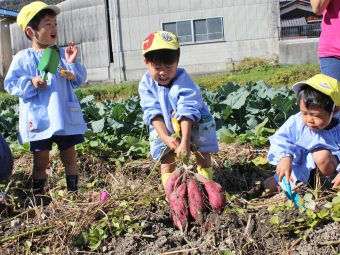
left=267, top=64, right=319, bottom=87
left=232, top=57, right=279, bottom=73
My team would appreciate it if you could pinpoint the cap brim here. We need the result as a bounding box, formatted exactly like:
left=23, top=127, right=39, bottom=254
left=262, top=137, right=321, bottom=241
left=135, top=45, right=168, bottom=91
left=42, top=5, right=60, bottom=15
left=292, top=82, right=307, bottom=94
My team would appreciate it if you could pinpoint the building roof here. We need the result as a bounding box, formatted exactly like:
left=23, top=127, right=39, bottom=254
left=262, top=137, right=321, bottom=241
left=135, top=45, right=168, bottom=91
left=281, top=17, right=307, bottom=27
left=0, top=8, right=18, bottom=18
left=280, top=2, right=314, bottom=16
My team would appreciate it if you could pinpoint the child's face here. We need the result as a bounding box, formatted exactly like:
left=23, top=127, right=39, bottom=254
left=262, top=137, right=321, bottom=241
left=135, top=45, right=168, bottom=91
left=144, top=59, right=178, bottom=86
left=29, top=15, right=57, bottom=48
left=300, top=100, right=332, bottom=131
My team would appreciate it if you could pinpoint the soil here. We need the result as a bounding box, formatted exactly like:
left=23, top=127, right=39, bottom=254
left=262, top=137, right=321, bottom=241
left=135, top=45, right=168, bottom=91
left=0, top=143, right=339, bottom=254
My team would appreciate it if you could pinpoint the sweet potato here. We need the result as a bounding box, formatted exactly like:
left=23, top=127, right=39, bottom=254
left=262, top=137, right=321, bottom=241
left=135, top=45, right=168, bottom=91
left=168, top=183, right=188, bottom=231
left=187, top=178, right=205, bottom=224
left=204, top=181, right=226, bottom=213
left=165, top=169, right=182, bottom=198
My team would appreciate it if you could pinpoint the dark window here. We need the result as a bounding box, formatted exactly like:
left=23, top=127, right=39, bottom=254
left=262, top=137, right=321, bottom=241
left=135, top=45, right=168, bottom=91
left=163, top=17, right=224, bottom=44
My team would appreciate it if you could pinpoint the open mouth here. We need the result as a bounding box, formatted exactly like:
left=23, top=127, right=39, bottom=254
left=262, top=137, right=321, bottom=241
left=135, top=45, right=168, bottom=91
left=158, top=77, right=169, bottom=83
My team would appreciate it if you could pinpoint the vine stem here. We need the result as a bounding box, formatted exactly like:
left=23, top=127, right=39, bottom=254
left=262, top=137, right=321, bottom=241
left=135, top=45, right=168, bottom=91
left=0, top=225, right=55, bottom=244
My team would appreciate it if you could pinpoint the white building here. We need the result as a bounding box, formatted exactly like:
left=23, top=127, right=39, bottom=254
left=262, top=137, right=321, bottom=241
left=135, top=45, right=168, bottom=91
left=7, top=0, right=318, bottom=83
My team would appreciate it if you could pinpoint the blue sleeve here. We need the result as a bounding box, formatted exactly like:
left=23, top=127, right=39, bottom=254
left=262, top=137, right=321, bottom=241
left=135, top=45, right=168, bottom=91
left=138, top=74, right=162, bottom=125
left=267, top=115, right=298, bottom=165
left=172, top=70, right=203, bottom=122
left=4, top=51, right=38, bottom=99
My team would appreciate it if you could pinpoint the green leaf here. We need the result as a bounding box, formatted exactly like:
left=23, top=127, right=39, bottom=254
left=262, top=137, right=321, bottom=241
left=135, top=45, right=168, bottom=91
left=304, top=199, right=316, bottom=211
left=267, top=205, right=276, bottom=213
left=123, top=215, right=131, bottom=221
left=270, top=215, right=280, bottom=225
left=304, top=193, right=313, bottom=201
left=252, top=156, right=268, bottom=166
left=91, top=119, right=105, bottom=133
left=295, top=218, right=305, bottom=223
left=306, top=209, right=316, bottom=219
left=332, top=196, right=340, bottom=205
left=225, top=90, right=250, bottom=109
left=217, top=128, right=237, bottom=144
left=317, top=209, right=329, bottom=219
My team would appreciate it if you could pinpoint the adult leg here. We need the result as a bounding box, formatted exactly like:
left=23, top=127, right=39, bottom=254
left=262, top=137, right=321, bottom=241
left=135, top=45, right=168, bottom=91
left=320, top=57, right=340, bottom=82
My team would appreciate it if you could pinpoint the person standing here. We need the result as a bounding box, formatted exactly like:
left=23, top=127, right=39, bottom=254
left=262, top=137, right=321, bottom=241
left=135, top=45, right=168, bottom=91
left=4, top=2, right=87, bottom=194
left=311, top=0, right=340, bottom=81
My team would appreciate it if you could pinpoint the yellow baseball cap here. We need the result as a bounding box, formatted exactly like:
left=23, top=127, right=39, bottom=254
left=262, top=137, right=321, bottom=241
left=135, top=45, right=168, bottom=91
left=17, top=1, right=60, bottom=31
left=142, top=31, right=179, bottom=55
left=292, top=74, right=340, bottom=106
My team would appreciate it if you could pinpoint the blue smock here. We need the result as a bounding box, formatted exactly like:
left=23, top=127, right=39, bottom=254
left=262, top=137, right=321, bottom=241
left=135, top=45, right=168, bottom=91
left=268, top=112, right=340, bottom=183
left=139, top=67, right=218, bottom=160
left=4, top=48, right=87, bottom=143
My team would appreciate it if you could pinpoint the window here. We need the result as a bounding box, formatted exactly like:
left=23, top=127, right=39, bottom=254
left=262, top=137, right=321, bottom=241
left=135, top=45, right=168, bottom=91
left=163, top=17, right=224, bottom=44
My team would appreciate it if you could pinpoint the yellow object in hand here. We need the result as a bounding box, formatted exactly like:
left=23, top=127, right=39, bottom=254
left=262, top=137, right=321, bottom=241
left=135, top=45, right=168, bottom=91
left=171, top=117, right=181, bottom=137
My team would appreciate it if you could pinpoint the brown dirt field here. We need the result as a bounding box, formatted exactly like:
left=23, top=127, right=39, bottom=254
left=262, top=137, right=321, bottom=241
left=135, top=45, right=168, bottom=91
left=0, top=143, right=339, bottom=254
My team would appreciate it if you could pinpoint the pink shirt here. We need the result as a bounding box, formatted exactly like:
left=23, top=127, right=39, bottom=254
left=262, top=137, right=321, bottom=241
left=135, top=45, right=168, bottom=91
left=318, top=0, right=340, bottom=57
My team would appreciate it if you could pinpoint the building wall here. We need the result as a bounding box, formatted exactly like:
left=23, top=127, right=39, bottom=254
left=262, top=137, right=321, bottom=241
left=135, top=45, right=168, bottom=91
left=0, top=18, right=15, bottom=87
left=279, top=38, right=319, bottom=64
left=109, top=0, right=281, bottom=81
left=7, top=0, right=318, bottom=83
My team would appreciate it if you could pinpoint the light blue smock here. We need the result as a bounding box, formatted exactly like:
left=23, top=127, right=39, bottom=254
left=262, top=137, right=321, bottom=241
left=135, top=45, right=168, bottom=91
left=139, top=67, right=219, bottom=160
left=268, top=112, right=340, bottom=184
left=4, top=48, right=87, bottom=143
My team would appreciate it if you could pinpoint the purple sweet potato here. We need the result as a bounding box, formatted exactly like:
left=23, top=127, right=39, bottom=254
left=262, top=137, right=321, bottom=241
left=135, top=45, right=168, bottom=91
left=168, top=182, right=188, bottom=231
left=187, top=178, right=205, bottom=224
left=165, top=169, right=182, bottom=198
left=204, top=180, right=226, bottom=213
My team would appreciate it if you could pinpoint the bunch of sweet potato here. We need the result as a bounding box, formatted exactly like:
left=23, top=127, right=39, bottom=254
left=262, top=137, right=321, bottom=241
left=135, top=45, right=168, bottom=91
left=164, top=169, right=226, bottom=231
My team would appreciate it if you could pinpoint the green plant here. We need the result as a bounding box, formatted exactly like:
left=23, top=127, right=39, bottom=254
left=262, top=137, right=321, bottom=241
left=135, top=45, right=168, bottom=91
left=268, top=191, right=340, bottom=238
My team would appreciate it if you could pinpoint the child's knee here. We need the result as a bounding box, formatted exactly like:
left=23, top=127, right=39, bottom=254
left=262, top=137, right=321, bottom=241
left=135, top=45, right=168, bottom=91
left=263, top=176, right=280, bottom=193
left=312, top=149, right=338, bottom=175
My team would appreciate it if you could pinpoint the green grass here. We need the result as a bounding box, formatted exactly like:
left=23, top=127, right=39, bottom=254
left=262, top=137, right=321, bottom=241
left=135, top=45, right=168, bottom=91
left=75, top=82, right=139, bottom=101
left=0, top=62, right=320, bottom=102
left=194, top=63, right=319, bottom=90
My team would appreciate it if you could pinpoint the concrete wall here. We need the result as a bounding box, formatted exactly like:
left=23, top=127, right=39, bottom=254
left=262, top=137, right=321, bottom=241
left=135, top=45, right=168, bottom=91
left=0, top=18, right=14, bottom=88
left=279, top=38, right=319, bottom=65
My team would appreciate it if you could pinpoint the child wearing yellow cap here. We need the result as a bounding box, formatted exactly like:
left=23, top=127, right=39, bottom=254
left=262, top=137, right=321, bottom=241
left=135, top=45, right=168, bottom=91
left=4, top=1, right=87, bottom=195
left=263, top=74, right=340, bottom=193
left=139, top=31, right=219, bottom=190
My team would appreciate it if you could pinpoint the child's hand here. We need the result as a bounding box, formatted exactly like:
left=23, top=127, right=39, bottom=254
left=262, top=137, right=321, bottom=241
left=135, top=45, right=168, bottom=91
left=65, top=42, right=78, bottom=64
left=331, top=172, right=340, bottom=188
left=32, top=76, right=47, bottom=89
left=176, top=141, right=191, bottom=159
left=276, top=156, right=293, bottom=182
left=164, top=136, right=180, bottom=151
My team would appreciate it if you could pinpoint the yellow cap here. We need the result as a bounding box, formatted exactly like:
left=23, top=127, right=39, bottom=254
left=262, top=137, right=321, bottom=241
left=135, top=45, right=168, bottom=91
left=142, top=31, right=179, bottom=55
left=17, top=1, right=60, bottom=31
left=292, top=74, right=340, bottom=106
